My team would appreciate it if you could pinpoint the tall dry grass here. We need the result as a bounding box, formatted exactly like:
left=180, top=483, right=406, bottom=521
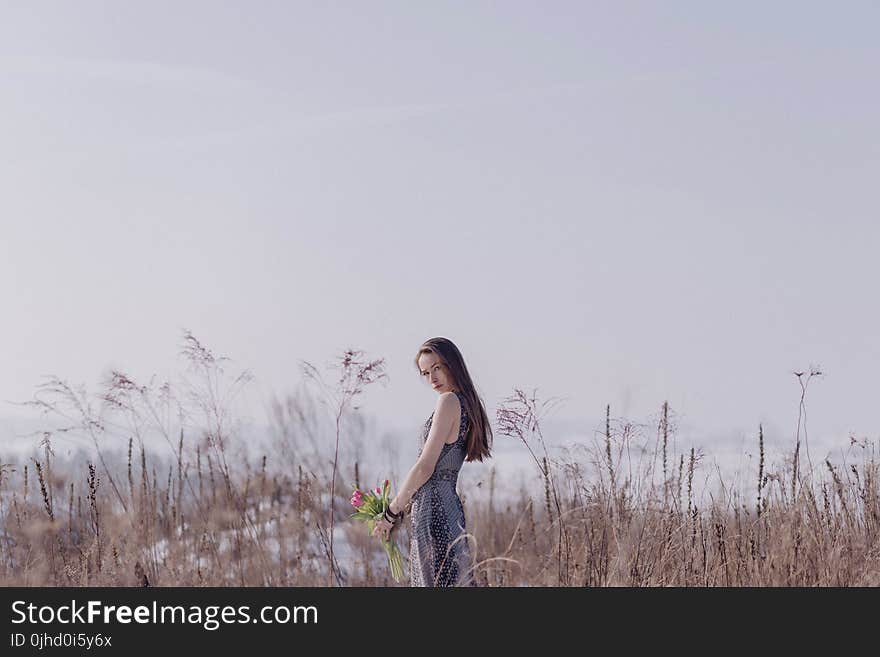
left=475, top=386, right=879, bottom=586
left=1, top=337, right=877, bottom=586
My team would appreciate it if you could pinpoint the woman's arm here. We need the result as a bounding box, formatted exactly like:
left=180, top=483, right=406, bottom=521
left=389, top=391, right=460, bottom=515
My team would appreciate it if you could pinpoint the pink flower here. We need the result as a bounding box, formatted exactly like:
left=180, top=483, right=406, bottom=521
left=375, top=487, right=381, bottom=494
left=350, top=490, right=364, bottom=508
left=384, top=479, right=389, bottom=489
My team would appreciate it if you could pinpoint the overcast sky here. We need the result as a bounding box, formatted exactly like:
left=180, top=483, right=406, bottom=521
left=1, top=2, right=878, bottom=467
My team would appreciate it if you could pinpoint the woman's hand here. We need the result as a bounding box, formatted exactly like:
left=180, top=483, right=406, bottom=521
left=372, top=499, right=404, bottom=540
left=372, top=516, right=396, bottom=541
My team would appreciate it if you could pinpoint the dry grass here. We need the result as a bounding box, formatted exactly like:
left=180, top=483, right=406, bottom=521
left=1, top=338, right=878, bottom=586
left=466, top=415, right=880, bottom=586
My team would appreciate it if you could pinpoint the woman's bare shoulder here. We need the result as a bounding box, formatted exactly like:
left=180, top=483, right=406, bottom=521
left=434, top=391, right=461, bottom=414
left=432, top=393, right=461, bottom=444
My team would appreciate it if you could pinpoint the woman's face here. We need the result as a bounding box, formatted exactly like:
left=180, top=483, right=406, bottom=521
left=418, top=352, right=455, bottom=394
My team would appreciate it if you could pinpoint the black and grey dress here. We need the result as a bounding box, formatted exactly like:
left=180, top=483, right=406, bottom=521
left=408, top=390, right=476, bottom=587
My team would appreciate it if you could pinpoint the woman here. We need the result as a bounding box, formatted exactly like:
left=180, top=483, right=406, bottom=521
left=373, top=337, right=493, bottom=586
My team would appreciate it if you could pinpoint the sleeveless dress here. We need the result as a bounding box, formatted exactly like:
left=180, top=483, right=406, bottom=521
left=409, top=390, right=476, bottom=587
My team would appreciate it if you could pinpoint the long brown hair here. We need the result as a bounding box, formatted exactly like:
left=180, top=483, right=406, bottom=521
left=414, top=337, right=492, bottom=463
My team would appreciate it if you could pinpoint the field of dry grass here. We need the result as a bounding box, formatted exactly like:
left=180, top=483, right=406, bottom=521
left=1, top=336, right=877, bottom=586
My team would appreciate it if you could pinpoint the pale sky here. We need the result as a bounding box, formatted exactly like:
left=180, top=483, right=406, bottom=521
left=2, top=2, right=878, bottom=468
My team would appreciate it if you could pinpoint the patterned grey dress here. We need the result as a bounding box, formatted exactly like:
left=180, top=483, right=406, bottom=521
left=409, top=390, right=476, bottom=587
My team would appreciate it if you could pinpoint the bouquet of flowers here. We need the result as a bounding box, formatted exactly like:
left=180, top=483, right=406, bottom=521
left=349, top=479, right=405, bottom=582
